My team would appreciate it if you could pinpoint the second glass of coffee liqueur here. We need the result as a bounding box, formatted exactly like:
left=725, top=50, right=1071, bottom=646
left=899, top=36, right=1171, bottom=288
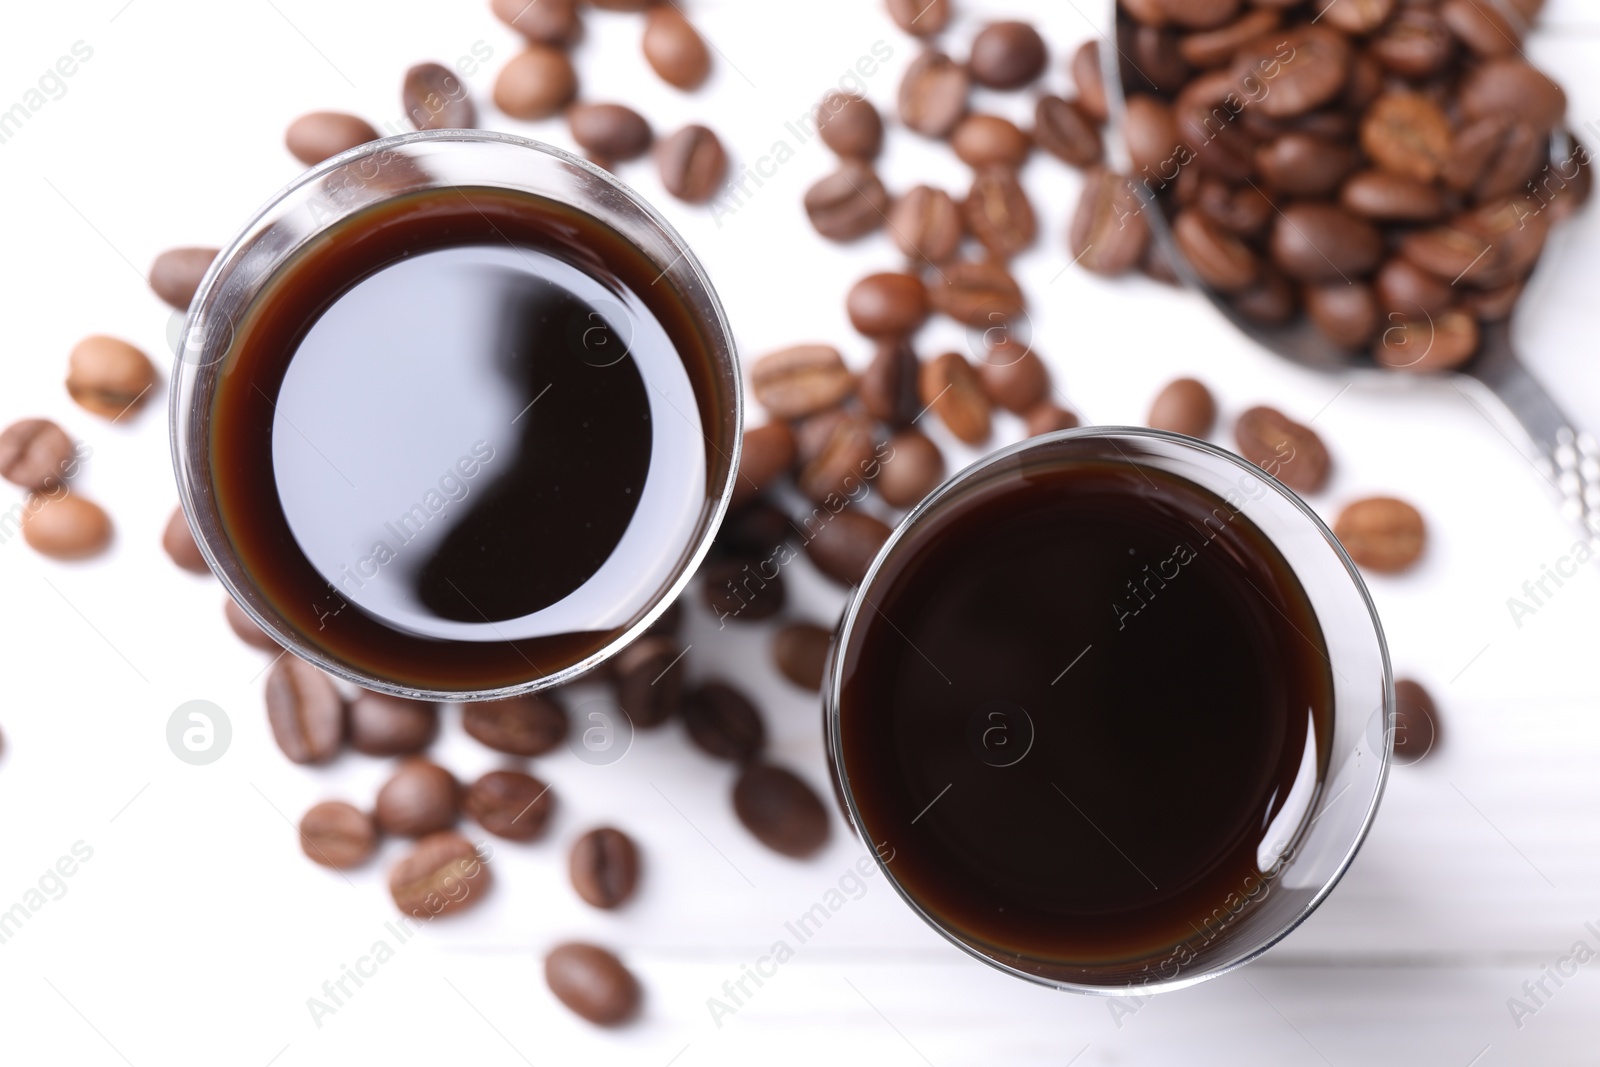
left=171, top=132, right=741, bottom=698
left=826, top=428, right=1393, bottom=993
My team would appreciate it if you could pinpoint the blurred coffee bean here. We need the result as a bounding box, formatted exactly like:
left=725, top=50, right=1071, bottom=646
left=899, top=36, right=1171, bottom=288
left=610, top=636, right=686, bottom=727
left=404, top=61, right=477, bottom=129
left=0, top=419, right=74, bottom=492
left=1234, top=406, right=1331, bottom=493
left=927, top=260, right=1024, bottom=327
left=1340, top=170, right=1445, bottom=222
left=265, top=658, right=345, bottom=765
left=375, top=759, right=458, bottom=838
left=161, top=506, right=208, bottom=574
left=886, top=0, right=949, bottom=36
left=493, top=47, right=576, bottom=120
left=1195, top=178, right=1272, bottom=236
left=567, top=103, right=652, bottom=161
left=805, top=510, right=891, bottom=586
left=804, top=163, right=890, bottom=242
left=148, top=247, right=217, bottom=311
left=492, top=0, right=581, bottom=45
left=887, top=185, right=962, bottom=263
left=968, top=21, right=1047, bottom=89
left=1375, top=308, right=1480, bottom=373
left=463, top=694, right=568, bottom=756
left=921, top=351, right=991, bottom=444
left=225, top=597, right=278, bottom=651
left=702, top=555, right=786, bottom=622
left=1306, top=282, right=1380, bottom=349
left=733, top=763, right=830, bottom=858
left=1371, top=10, right=1456, bottom=80
left=1173, top=209, right=1258, bottom=293
left=1147, top=378, right=1216, bottom=438
left=66, top=335, right=156, bottom=420
left=1362, top=93, right=1453, bottom=184
left=1441, top=0, right=1520, bottom=57
left=1234, top=27, right=1351, bottom=118
left=349, top=692, right=439, bottom=756
left=716, top=500, right=794, bottom=557
left=389, top=831, right=490, bottom=918
left=1071, top=169, right=1149, bottom=276
left=819, top=93, right=884, bottom=160
left=899, top=50, right=969, bottom=138
left=772, top=622, right=832, bottom=691
left=1025, top=403, right=1081, bottom=436
left=847, top=272, right=928, bottom=338
left=464, top=770, right=554, bottom=841
left=545, top=943, right=640, bottom=1026
left=1071, top=41, right=1108, bottom=122
left=22, top=493, right=111, bottom=560
left=643, top=7, right=711, bottom=89
left=285, top=111, right=380, bottom=166
left=1392, top=679, right=1440, bottom=765
left=1231, top=267, right=1299, bottom=326
left=733, top=421, right=798, bottom=507
left=299, top=800, right=377, bottom=869
left=1313, top=0, right=1393, bottom=34
left=861, top=339, right=922, bottom=427
left=682, top=681, right=766, bottom=762
left=952, top=114, right=1031, bottom=169
left=1124, top=94, right=1184, bottom=178
left=1256, top=133, right=1357, bottom=197
left=570, top=828, right=640, bottom=909
left=798, top=413, right=876, bottom=503
left=1461, top=57, right=1566, bottom=130
left=964, top=167, right=1036, bottom=259
left=657, top=124, right=726, bottom=202
left=877, top=429, right=945, bottom=508
left=751, top=345, right=854, bottom=419
left=1270, top=204, right=1382, bottom=283
left=977, top=341, right=1049, bottom=414
left=1335, top=496, right=1426, bottom=573
left=1033, top=95, right=1102, bottom=168
left=1180, top=8, right=1281, bottom=67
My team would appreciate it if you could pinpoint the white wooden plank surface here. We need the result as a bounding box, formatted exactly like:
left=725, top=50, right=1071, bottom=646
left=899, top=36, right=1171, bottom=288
left=1, top=1, right=1599, bottom=1064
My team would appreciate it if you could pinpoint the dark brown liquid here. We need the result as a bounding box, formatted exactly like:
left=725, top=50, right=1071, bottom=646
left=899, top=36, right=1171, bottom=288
left=837, top=459, right=1333, bottom=973
left=211, top=187, right=727, bottom=692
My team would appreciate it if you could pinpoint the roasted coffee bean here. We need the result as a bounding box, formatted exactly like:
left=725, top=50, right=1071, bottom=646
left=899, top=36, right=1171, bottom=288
left=1374, top=308, right=1480, bottom=373
left=797, top=413, right=876, bottom=503
left=0, top=419, right=74, bottom=492
left=1124, top=94, right=1184, bottom=178
left=492, top=0, right=581, bottom=45
left=1234, top=27, right=1350, bottom=118
left=968, top=21, right=1047, bottom=90
left=1306, top=282, right=1380, bottom=349
left=928, top=260, right=1025, bottom=327
left=750, top=345, right=854, bottom=419
left=464, top=770, right=554, bottom=841
left=1234, top=406, right=1331, bottom=493
left=805, top=510, right=892, bottom=587
left=952, top=114, right=1031, bottom=169
left=1175, top=73, right=1256, bottom=179
left=570, top=828, right=640, bottom=908
left=886, top=0, right=949, bottom=35
left=1180, top=8, right=1282, bottom=68
left=702, top=555, right=787, bottom=621
left=977, top=341, right=1049, bottom=414
left=1256, top=133, right=1357, bottom=197
left=733, top=763, right=830, bottom=858
left=1121, top=0, right=1167, bottom=26
left=1399, top=221, right=1493, bottom=284
left=349, top=692, right=439, bottom=756
left=285, top=111, right=380, bottom=166
left=1148, top=377, right=1216, bottom=438
left=66, top=335, right=156, bottom=419
left=819, top=92, right=884, bottom=160
left=963, top=167, right=1036, bottom=260
left=404, top=62, right=477, bottom=129
left=887, top=185, right=962, bottom=263
left=1461, top=57, right=1566, bottom=130
left=1313, top=0, right=1394, bottom=34
left=1033, top=95, right=1102, bottom=168
left=1173, top=209, right=1258, bottom=293
left=376, top=759, right=459, bottom=838
left=1371, top=10, right=1456, bottom=80
left=299, top=801, right=377, bottom=869
left=1270, top=203, right=1382, bottom=283
left=161, top=506, right=208, bottom=574
left=1025, top=403, right=1081, bottom=436
left=715, top=501, right=793, bottom=560
left=1340, top=169, right=1445, bottom=222
left=1196, top=178, right=1273, bottom=237
left=732, top=422, right=797, bottom=508
left=1157, top=0, right=1241, bottom=30
left=1441, top=0, right=1521, bottom=57
left=610, top=636, right=686, bottom=727
left=794, top=408, right=855, bottom=467
left=1072, top=41, right=1108, bottom=122
left=877, top=429, right=945, bottom=509
left=1231, top=267, right=1299, bottom=325
left=772, top=622, right=832, bottom=692
left=657, top=124, right=726, bottom=202
left=1334, top=496, right=1426, bottom=573
left=224, top=596, right=278, bottom=651
left=1472, top=121, right=1547, bottom=201
left=642, top=7, right=710, bottom=89
left=898, top=50, right=969, bottom=138
left=921, top=351, right=992, bottom=444
left=1070, top=169, right=1150, bottom=277
left=148, top=246, right=217, bottom=311
left=1374, top=257, right=1457, bottom=319
left=847, top=272, right=928, bottom=339
left=683, top=681, right=766, bottom=762
left=1391, top=679, right=1439, bottom=765
left=390, top=831, right=490, bottom=918
left=567, top=103, right=652, bottom=162
left=860, top=340, right=922, bottom=427
left=1126, top=24, right=1192, bottom=95
left=493, top=46, right=576, bottom=120
left=265, top=657, right=345, bottom=765
left=804, top=163, right=889, bottom=242
left=545, top=943, right=640, bottom=1027
left=22, top=493, right=111, bottom=560
left=1361, top=93, right=1453, bottom=184
left=463, top=694, right=568, bottom=755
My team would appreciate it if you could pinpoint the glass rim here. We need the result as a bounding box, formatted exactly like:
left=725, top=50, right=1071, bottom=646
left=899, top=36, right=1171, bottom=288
left=824, top=425, right=1393, bottom=995
left=169, top=129, right=743, bottom=700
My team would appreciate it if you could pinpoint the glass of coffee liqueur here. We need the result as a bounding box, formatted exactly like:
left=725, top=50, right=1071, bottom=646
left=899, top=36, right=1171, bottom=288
left=826, top=427, right=1392, bottom=994
left=172, top=131, right=740, bottom=698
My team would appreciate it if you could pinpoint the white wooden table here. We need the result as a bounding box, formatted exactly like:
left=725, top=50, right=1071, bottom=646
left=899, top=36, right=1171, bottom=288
left=2, top=1, right=1598, bottom=1063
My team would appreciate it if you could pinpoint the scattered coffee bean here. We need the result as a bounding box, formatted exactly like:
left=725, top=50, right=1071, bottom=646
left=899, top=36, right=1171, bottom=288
left=899, top=50, right=969, bottom=138
left=860, top=339, right=922, bottom=427
left=265, top=657, right=345, bottom=765
left=492, top=0, right=581, bottom=46
left=702, top=554, right=787, bottom=622
left=963, top=167, right=1036, bottom=259
left=66, top=335, right=157, bottom=420
left=464, top=769, right=554, bottom=841
left=224, top=596, right=278, bottom=651
left=284, top=111, right=381, bottom=167
left=390, top=831, right=490, bottom=918
left=349, top=692, right=439, bottom=756
left=952, top=114, right=1031, bottom=169
left=968, top=21, right=1047, bottom=90
left=927, top=260, right=1024, bottom=327
left=1071, top=169, right=1149, bottom=277
left=733, top=763, right=830, bottom=858
left=877, top=429, right=945, bottom=508
left=920, top=351, right=992, bottom=444
left=148, top=247, right=217, bottom=311
left=22, top=493, right=112, bottom=560
left=404, top=61, right=477, bottom=129
left=682, top=680, right=766, bottom=762
left=299, top=800, right=377, bottom=869
left=886, top=0, right=950, bottom=37
left=1391, top=678, right=1439, bottom=765
left=0, top=419, right=75, bottom=492
left=570, top=827, right=640, bottom=909
left=977, top=341, right=1049, bottom=414
left=750, top=345, right=855, bottom=419
left=846, top=272, right=928, bottom=338
left=1233, top=406, right=1331, bottom=494
left=642, top=7, right=711, bottom=90
left=567, top=103, right=653, bottom=162
left=462, top=694, right=569, bottom=756
left=1033, top=95, right=1102, bottom=168
left=610, top=635, right=686, bottom=727
left=1025, top=402, right=1081, bottom=436
left=493, top=46, right=577, bottom=120
left=1334, top=496, right=1426, bottom=574
left=656, top=124, right=727, bottom=203
left=375, top=758, right=459, bottom=838
left=887, top=185, right=962, bottom=263
left=804, top=510, right=891, bottom=587
left=733, top=421, right=798, bottom=507
left=545, top=942, right=640, bottom=1026
left=819, top=92, right=884, bottom=160
left=161, top=506, right=208, bottom=574
left=1148, top=377, right=1216, bottom=438
left=797, top=412, right=876, bottom=503
left=771, top=622, right=833, bottom=692
left=804, top=162, right=890, bottom=242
